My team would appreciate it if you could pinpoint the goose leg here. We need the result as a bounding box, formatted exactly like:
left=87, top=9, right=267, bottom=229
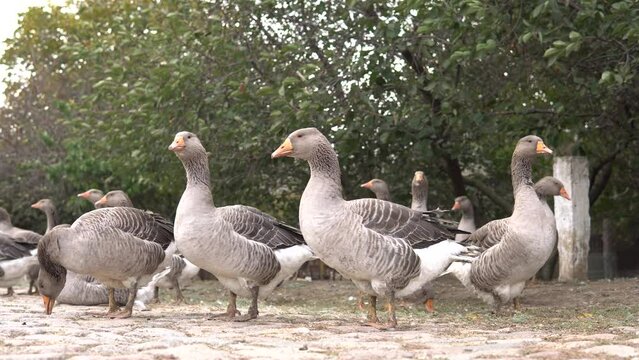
left=357, top=291, right=366, bottom=311
left=513, top=297, right=521, bottom=310
left=152, top=286, right=160, bottom=303
left=386, top=291, right=398, bottom=328
left=111, top=282, right=138, bottom=319
left=424, top=298, right=435, bottom=313
left=234, top=286, right=259, bottom=322
left=28, top=280, right=35, bottom=295
left=366, top=295, right=379, bottom=323
left=3, top=287, right=14, bottom=297
left=208, top=291, right=241, bottom=319
left=105, top=287, right=120, bottom=315
left=173, top=278, right=185, bottom=304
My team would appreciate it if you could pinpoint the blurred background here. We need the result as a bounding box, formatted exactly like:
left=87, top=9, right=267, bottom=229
left=0, top=1, right=637, bottom=277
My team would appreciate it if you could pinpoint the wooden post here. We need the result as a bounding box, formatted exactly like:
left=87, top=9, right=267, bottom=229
left=602, top=218, right=617, bottom=279
left=554, top=156, right=591, bottom=281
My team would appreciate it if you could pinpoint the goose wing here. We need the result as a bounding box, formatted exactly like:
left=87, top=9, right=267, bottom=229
left=72, top=208, right=173, bottom=250
left=217, top=205, right=305, bottom=250
left=346, top=198, right=455, bottom=248
left=467, top=218, right=509, bottom=252
left=0, top=233, right=32, bottom=260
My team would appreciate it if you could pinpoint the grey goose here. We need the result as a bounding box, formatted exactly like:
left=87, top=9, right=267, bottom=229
left=95, top=189, right=199, bottom=304
left=169, top=131, right=315, bottom=321
left=0, top=207, right=41, bottom=248
left=410, top=171, right=429, bottom=212
left=452, top=196, right=476, bottom=242
left=0, top=233, right=37, bottom=296
left=445, top=135, right=554, bottom=313
left=272, top=127, right=467, bottom=328
left=37, top=207, right=174, bottom=318
left=360, top=179, right=391, bottom=201
left=31, top=197, right=174, bottom=309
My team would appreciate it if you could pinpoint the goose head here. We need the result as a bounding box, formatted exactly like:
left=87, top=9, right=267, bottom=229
left=360, top=179, right=390, bottom=198
left=534, top=176, right=571, bottom=200
left=77, top=189, right=105, bottom=208
left=36, top=229, right=68, bottom=315
left=0, top=207, right=11, bottom=224
left=452, top=196, right=473, bottom=211
left=515, top=135, right=553, bottom=158
left=168, top=131, right=207, bottom=159
left=31, top=198, right=55, bottom=213
left=271, top=127, right=330, bottom=161
left=95, top=190, right=133, bottom=208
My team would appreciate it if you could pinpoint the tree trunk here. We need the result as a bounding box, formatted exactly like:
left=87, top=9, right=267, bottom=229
left=554, top=156, right=591, bottom=281
left=602, top=218, right=617, bottom=279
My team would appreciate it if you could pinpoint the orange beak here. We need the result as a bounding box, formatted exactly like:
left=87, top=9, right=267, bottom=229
left=452, top=201, right=461, bottom=210
left=77, top=191, right=89, bottom=199
left=414, top=172, right=425, bottom=182
left=536, top=140, right=553, bottom=154
left=95, top=195, right=107, bottom=207
left=42, top=295, right=55, bottom=315
left=424, top=298, right=435, bottom=313
left=361, top=180, right=373, bottom=189
left=168, top=136, right=185, bottom=152
left=560, top=187, right=571, bottom=200
left=271, top=138, right=293, bottom=158
left=31, top=202, right=41, bottom=209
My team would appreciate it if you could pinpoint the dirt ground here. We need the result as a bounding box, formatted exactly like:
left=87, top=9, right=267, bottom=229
left=1, top=275, right=639, bottom=359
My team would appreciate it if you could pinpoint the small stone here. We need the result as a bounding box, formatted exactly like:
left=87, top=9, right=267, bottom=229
left=299, top=344, right=308, bottom=351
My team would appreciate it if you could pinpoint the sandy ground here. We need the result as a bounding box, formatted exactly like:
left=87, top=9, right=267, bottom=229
left=1, top=276, right=639, bottom=359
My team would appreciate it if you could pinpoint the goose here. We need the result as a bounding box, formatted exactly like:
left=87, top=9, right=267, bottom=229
left=411, top=171, right=429, bottom=212
left=444, top=135, right=553, bottom=313
left=272, top=127, right=468, bottom=328
left=169, top=131, right=315, bottom=321
left=452, top=196, right=476, bottom=242
left=37, top=207, right=174, bottom=318
left=77, top=189, right=106, bottom=208
left=95, top=190, right=198, bottom=304
left=0, top=207, right=41, bottom=248
left=360, top=179, right=391, bottom=201
left=0, top=233, right=36, bottom=296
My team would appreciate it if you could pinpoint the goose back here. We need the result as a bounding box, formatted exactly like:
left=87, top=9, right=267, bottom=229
left=72, top=207, right=173, bottom=250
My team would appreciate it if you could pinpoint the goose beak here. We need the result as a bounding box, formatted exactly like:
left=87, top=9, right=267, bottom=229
left=452, top=201, right=461, bottom=210
left=168, top=136, right=185, bottom=152
left=42, top=295, right=55, bottom=315
left=536, top=140, right=553, bottom=154
left=414, top=172, right=425, bottom=182
left=560, top=187, right=571, bottom=200
left=31, top=202, right=41, bottom=209
left=77, top=191, right=89, bottom=199
left=271, top=138, right=293, bottom=158
left=95, top=196, right=107, bottom=207
left=361, top=180, right=373, bottom=189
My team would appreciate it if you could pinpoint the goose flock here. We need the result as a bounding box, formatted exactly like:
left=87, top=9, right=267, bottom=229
left=0, top=128, right=571, bottom=329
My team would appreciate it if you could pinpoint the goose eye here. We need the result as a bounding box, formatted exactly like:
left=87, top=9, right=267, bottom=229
left=187, top=135, right=192, bottom=139
left=297, top=134, right=303, bottom=138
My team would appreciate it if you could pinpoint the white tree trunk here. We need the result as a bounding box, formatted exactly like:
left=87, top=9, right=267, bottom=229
left=554, top=156, right=591, bottom=281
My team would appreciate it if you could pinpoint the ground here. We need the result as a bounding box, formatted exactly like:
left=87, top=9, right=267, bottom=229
left=1, top=276, right=639, bottom=359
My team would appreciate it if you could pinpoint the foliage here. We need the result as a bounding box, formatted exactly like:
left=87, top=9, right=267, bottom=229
left=0, top=1, right=637, bottom=252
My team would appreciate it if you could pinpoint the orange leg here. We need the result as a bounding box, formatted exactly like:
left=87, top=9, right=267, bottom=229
left=424, top=298, right=435, bottom=313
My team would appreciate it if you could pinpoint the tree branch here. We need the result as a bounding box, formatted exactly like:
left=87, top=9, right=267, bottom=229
left=464, top=177, right=513, bottom=214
